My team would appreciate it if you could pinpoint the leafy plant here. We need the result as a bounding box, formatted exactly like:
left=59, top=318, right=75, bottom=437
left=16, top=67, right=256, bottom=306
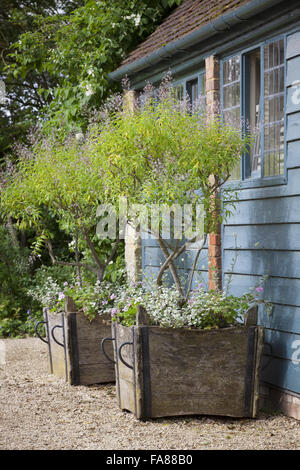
left=0, top=226, right=43, bottom=338
left=0, top=130, right=125, bottom=283
left=112, top=277, right=272, bottom=330
left=93, top=75, right=252, bottom=302
left=1, top=0, right=183, bottom=161
left=28, top=276, right=126, bottom=321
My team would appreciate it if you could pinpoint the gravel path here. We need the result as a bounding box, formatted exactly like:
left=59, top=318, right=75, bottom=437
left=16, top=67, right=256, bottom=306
left=0, top=337, right=299, bottom=450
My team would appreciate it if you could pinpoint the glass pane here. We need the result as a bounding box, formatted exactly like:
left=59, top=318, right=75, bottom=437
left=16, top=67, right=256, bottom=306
left=233, top=82, right=240, bottom=106
left=263, top=39, right=285, bottom=176
left=279, top=66, right=284, bottom=92
left=269, top=42, right=274, bottom=68
left=173, top=84, right=184, bottom=100
left=222, top=55, right=241, bottom=180
left=198, top=73, right=206, bottom=114
left=199, top=73, right=206, bottom=95
left=223, top=56, right=240, bottom=84
left=264, top=45, right=269, bottom=70
left=274, top=41, right=279, bottom=67
left=264, top=127, right=269, bottom=152
left=223, top=61, right=228, bottom=84
left=279, top=39, right=284, bottom=64
left=186, top=78, right=199, bottom=113
left=280, top=149, right=285, bottom=174
left=274, top=68, right=279, bottom=94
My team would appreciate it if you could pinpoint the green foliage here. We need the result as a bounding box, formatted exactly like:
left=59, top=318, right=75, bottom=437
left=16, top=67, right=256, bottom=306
left=28, top=275, right=125, bottom=321
left=93, top=83, right=250, bottom=234
left=112, top=278, right=271, bottom=330
left=0, top=0, right=84, bottom=161
left=1, top=0, right=183, bottom=160
left=0, top=130, right=125, bottom=282
left=0, top=226, right=43, bottom=338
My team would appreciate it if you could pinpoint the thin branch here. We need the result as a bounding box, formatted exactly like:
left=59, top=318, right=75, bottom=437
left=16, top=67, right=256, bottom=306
left=185, top=233, right=207, bottom=302
left=106, top=236, right=120, bottom=265
left=46, top=239, right=97, bottom=273
left=83, top=229, right=109, bottom=283
left=157, top=236, right=184, bottom=298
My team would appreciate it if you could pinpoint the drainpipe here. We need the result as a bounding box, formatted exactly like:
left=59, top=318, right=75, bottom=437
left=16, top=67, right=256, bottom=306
left=109, top=0, right=284, bottom=81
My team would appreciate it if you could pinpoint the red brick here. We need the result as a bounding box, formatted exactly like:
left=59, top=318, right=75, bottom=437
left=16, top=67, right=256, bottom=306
left=209, top=233, right=221, bottom=245
left=208, top=245, right=221, bottom=258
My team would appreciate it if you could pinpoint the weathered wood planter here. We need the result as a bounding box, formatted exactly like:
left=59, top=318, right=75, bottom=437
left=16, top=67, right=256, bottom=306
left=104, top=310, right=264, bottom=419
left=35, top=298, right=115, bottom=385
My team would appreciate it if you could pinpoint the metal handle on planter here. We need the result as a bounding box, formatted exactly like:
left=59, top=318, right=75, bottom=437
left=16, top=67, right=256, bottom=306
left=101, top=337, right=115, bottom=364
left=51, top=325, right=65, bottom=348
left=118, top=341, right=133, bottom=370
left=34, top=321, right=49, bottom=344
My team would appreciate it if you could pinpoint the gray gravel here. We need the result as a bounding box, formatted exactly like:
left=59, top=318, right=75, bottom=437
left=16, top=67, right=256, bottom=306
left=0, top=337, right=299, bottom=450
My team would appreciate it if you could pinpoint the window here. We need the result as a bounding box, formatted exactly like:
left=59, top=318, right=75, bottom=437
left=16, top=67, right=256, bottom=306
left=186, top=73, right=206, bottom=113
left=222, top=37, right=285, bottom=182
left=186, top=78, right=198, bottom=112
left=172, top=71, right=206, bottom=114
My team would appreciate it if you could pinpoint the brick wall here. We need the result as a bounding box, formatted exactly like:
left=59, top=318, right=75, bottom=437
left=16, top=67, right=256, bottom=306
left=205, top=55, right=222, bottom=290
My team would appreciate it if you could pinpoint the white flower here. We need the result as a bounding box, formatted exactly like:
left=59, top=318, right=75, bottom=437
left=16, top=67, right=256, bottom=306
left=124, top=13, right=141, bottom=27
left=85, top=84, right=95, bottom=97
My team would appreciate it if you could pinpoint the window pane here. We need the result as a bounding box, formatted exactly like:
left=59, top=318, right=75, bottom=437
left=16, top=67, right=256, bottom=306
left=222, top=60, right=240, bottom=111
left=263, top=39, right=285, bottom=176
left=222, top=55, right=241, bottom=179
left=173, top=84, right=184, bottom=101
left=244, top=48, right=262, bottom=179
left=198, top=72, right=206, bottom=113
left=186, top=78, right=198, bottom=113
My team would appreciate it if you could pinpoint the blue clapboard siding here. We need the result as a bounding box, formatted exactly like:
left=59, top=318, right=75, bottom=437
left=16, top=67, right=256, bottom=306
left=224, top=250, right=300, bottom=278
left=262, top=359, right=300, bottom=394
left=224, top=224, right=300, bottom=250
left=142, top=236, right=208, bottom=290
left=259, top=304, right=300, bottom=335
left=223, top=29, right=300, bottom=395
left=226, top=196, right=300, bottom=225
left=224, top=274, right=300, bottom=307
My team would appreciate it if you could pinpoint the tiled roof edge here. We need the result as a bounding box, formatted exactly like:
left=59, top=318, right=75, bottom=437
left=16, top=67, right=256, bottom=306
left=109, top=0, right=283, bottom=81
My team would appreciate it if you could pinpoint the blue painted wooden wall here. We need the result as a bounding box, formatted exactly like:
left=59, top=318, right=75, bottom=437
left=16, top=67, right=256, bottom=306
left=141, top=29, right=300, bottom=397
left=223, top=30, right=300, bottom=395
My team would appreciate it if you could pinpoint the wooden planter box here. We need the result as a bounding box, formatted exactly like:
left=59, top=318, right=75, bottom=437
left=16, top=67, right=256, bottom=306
left=108, top=309, right=264, bottom=419
left=35, top=298, right=115, bottom=385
